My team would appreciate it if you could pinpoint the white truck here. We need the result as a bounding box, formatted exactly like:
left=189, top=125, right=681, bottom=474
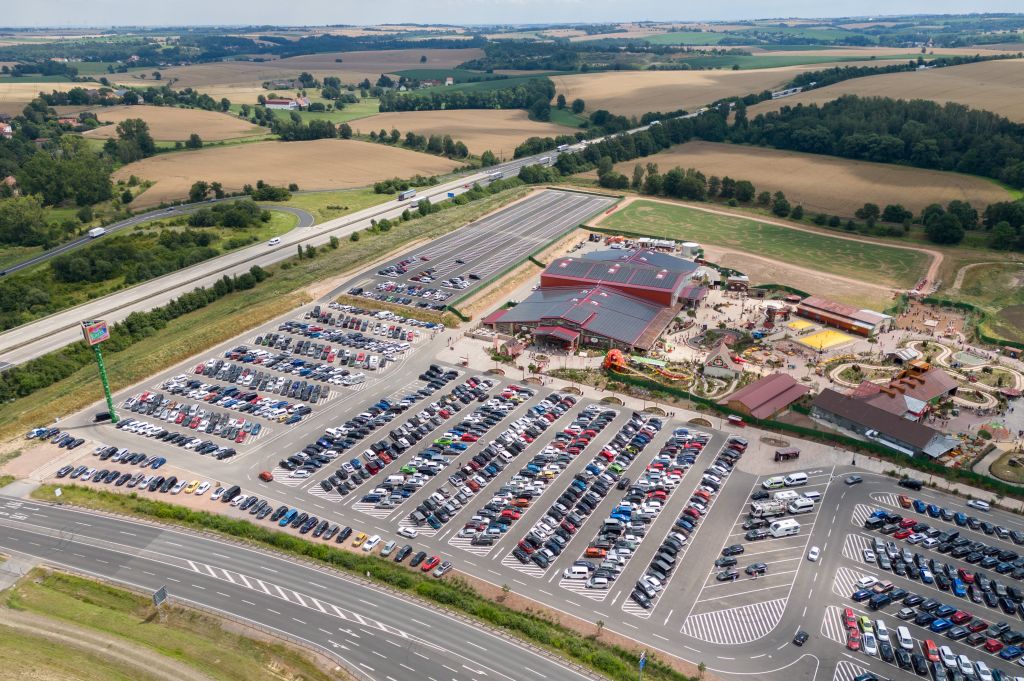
left=87, top=227, right=107, bottom=239
left=750, top=500, right=787, bottom=518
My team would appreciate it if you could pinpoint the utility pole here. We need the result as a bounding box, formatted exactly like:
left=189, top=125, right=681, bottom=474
left=82, top=320, right=117, bottom=423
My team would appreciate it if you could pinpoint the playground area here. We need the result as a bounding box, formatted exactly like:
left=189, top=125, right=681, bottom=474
left=798, top=328, right=857, bottom=351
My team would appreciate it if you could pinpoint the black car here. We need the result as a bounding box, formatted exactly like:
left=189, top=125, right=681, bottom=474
left=714, top=556, right=738, bottom=568
left=394, top=545, right=413, bottom=563
left=410, top=551, right=428, bottom=567
left=630, top=589, right=652, bottom=609
left=911, top=653, right=928, bottom=676
left=792, top=630, right=809, bottom=646
left=722, top=544, right=745, bottom=556
left=336, top=526, right=353, bottom=543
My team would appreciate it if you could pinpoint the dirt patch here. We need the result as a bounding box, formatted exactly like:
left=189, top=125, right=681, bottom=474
left=353, top=109, right=575, bottom=156
left=614, top=141, right=1010, bottom=215
left=116, top=139, right=460, bottom=208
left=746, top=60, right=1024, bottom=123
left=83, top=105, right=266, bottom=141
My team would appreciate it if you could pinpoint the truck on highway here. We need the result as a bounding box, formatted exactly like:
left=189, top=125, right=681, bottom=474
left=556, top=144, right=570, bottom=152
left=486, top=171, right=503, bottom=181
left=750, top=500, right=787, bottom=518
left=397, top=189, right=417, bottom=201
left=87, top=227, right=107, bottom=239
left=538, top=156, right=551, bottom=165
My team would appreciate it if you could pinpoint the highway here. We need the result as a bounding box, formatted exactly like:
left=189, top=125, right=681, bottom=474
left=0, top=496, right=599, bottom=681
left=0, top=151, right=566, bottom=369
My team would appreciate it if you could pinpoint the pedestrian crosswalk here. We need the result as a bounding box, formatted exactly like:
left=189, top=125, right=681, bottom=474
left=559, top=576, right=609, bottom=602
left=821, top=605, right=847, bottom=644
left=271, top=467, right=306, bottom=487
left=842, top=532, right=873, bottom=561
left=306, top=484, right=341, bottom=502
left=680, top=598, right=787, bottom=645
left=448, top=534, right=495, bottom=557
left=833, top=565, right=874, bottom=598
left=397, top=516, right=437, bottom=537
left=870, top=492, right=903, bottom=508
left=621, top=596, right=651, bottom=619
left=352, top=501, right=392, bottom=519
left=850, top=503, right=878, bottom=527
left=833, top=660, right=872, bottom=681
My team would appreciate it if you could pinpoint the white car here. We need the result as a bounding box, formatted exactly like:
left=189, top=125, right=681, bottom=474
left=862, top=548, right=876, bottom=563
left=268, top=237, right=281, bottom=246
left=807, top=546, right=820, bottom=562
left=290, top=469, right=311, bottom=479
left=976, top=661, right=993, bottom=681
left=967, top=499, right=991, bottom=512
left=957, top=655, right=975, bottom=678
left=195, top=481, right=211, bottom=496
left=874, top=620, right=890, bottom=643
left=210, top=486, right=225, bottom=501
left=940, top=646, right=958, bottom=670
left=362, top=535, right=382, bottom=552
left=398, top=527, right=418, bottom=539
left=856, top=575, right=878, bottom=590
left=862, top=632, right=878, bottom=657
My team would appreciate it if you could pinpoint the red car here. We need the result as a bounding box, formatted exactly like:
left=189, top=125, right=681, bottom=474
left=893, top=529, right=912, bottom=540
left=461, top=434, right=479, bottom=442
left=951, top=611, right=972, bottom=625
left=923, top=640, right=939, bottom=662
left=898, top=495, right=912, bottom=508
left=846, top=628, right=861, bottom=651
left=985, top=639, right=1005, bottom=653
left=258, top=470, right=273, bottom=482
left=967, top=620, right=988, bottom=633
left=842, top=607, right=857, bottom=630
left=899, top=518, right=917, bottom=528
left=958, top=568, right=975, bottom=584
left=421, top=555, right=441, bottom=572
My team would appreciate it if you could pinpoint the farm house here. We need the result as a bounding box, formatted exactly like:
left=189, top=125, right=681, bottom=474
left=795, top=295, right=892, bottom=337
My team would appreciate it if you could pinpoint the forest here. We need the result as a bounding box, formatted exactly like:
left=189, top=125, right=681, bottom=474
left=377, top=78, right=557, bottom=121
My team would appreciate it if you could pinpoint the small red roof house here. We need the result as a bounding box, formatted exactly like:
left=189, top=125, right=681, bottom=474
left=0, top=123, right=12, bottom=139
left=703, top=342, right=742, bottom=379
left=719, top=373, right=810, bottom=420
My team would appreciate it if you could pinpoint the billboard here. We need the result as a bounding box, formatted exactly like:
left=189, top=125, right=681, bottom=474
left=81, top=320, right=110, bottom=346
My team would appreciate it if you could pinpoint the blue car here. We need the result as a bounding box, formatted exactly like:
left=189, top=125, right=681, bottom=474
left=851, top=589, right=873, bottom=602
left=1000, top=645, right=1024, bottom=660
left=927, top=504, right=941, bottom=518
left=929, top=618, right=953, bottom=633
left=278, top=508, right=297, bottom=526
left=150, top=457, right=166, bottom=469
left=913, top=499, right=927, bottom=513
left=954, top=512, right=967, bottom=526
left=920, top=568, right=934, bottom=584
left=952, top=579, right=967, bottom=597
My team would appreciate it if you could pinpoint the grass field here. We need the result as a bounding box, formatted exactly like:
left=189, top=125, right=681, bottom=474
left=607, top=141, right=1011, bottom=215
left=669, top=53, right=919, bottom=70
left=746, top=59, right=1024, bottom=123
left=82, top=104, right=267, bottom=141
left=0, top=244, right=43, bottom=272
left=116, top=138, right=460, bottom=208
left=0, top=624, right=159, bottom=681
left=550, top=64, right=864, bottom=118
left=265, top=97, right=381, bottom=124
left=950, top=262, right=1024, bottom=343
left=354, top=109, right=577, bottom=156
left=3, top=569, right=339, bottom=681
left=391, top=67, right=496, bottom=81
left=0, top=186, right=533, bottom=441
left=599, top=200, right=928, bottom=288
left=281, top=187, right=391, bottom=222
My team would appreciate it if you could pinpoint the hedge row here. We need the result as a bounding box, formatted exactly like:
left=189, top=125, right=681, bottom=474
left=39, top=486, right=693, bottom=681
left=609, top=371, right=1024, bottom=500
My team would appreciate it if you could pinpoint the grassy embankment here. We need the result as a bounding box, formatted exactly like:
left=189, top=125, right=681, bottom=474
left=2, top=569, right=342, bottom=681
left=29, top=484, right=694, bottom=681
left=0, top=186, right=532, bottom=441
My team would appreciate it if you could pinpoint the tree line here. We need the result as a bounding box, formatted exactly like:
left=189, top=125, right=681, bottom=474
left=378, top=78, right=557, bottom=121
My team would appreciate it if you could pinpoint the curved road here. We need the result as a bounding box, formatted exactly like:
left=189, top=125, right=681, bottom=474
left=1, top=201, right=315, bottom=277
left=0, top=497, right=599, bottom=681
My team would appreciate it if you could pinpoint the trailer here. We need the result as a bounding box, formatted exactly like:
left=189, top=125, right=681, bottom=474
left=769, top=518, right=801, bottom=537
left=397, top=189, right=417, bottom=201
left=87, top=227, right=107, bottom=239
left=486, top=171, right=504, bottom=181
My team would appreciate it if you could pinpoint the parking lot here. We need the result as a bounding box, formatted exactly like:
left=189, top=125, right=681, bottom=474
left=343, top=190, right=615, bottom=311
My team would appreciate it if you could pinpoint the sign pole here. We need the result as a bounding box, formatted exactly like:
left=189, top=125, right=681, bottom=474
left=92, top=343, right=118, bottom=424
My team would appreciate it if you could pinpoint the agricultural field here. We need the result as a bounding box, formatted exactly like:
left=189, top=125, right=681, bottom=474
left=605, top=141, right=1012, bottom=215
left=0, top=80, right=75, bottom=115
left=596, top=199, right=929, bottom=289
left=550, top=64, right=875, bottom=117
left=746, top=59, right=1024, bottom=123
left=82, top=104, right=267, bottom=141
left=116, top=138, right=460, bottom=207
left=353, top=109, right=577, bottom=156
left=642, top=31, right=732, bottom=45
left=141, top=48, right=486, bottom=94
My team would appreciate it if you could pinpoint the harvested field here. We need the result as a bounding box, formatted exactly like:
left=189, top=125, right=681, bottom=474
left=550, top=65, right=875, bottom=117
left=0, top=81, right=76, bottom=115
left=746, top=60, right=1024, bottom=122
left=603, top=141, right=1011, bottom=215
left=353, top=109, right=575, bottom=156
left=745, top=46, right=1017, bottom=57
left=144, top=48, right=485, bottom=93
left=82, top=105, right=265, bottom=141
left=116, top=139, right=460, bottom=208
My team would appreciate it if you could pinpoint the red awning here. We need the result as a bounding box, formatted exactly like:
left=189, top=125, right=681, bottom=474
left=481, top=309, right=508, bottom=325
left=534, top=326, right=580, bottom=342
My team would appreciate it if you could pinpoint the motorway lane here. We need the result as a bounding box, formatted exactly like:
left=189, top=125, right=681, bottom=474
left=0, top=151, right=564, bottom=368
left=0, top=497, right=599, bottom=681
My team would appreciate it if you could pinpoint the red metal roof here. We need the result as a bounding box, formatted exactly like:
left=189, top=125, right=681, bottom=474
left=720, top=373, right=809, bottom=419
left=534, top=326, right=580, bottom=342
left=481, top=308, right=508, bottom=325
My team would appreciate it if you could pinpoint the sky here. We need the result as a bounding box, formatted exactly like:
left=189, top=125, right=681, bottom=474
left=8, top=1, right=1024, bottom=28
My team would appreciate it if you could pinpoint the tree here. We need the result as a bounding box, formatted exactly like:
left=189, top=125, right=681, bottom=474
left=419, top=55, right=427, bottom=63
left=595, top=620, right=604, bottom=637
left=925, top=213, right=964, bottom=244
left=417, top=198, right=432, bottom=217
left=329, top=235, right=339, bottom=249
left=113, top=118, right=156, bottom=163
left=989, top=221, right=1016, bottom=250
left=734, top=180, right=755, bottom=203
left=296, top=244, right=303, bottom=259
left=339, top=122, right=352, bottom=139
left=771, top=191, right=791, bottom=217
left=528, top=98, right=551, bottom=122
left=596, top=156, right=614, bottom=179
left=791, top=205, right=804, bottom=220
left=920, top=203, right=946, bottom=227
left=556, top=94, right=566, bottom=110
left=185, top=133, right=203, bottom=149
left=757, top=191, right=771, bottom=206
left=947, top=200, right=978, bottom=230
left=571, top=98, right=585, bottom=114
left=188, top=181, right=210, bottom=203
left=304, top=244, right=315, bottom=258
left=480, top=150, right=498, bottom=167
left=707, top=175, right=721, bottom=197
left=855, top=202, right=880, bottom=227
left=77, top=205, right=93, bottom=223
left=210, top=182, right=224, bottom=199
left=882, top=203, right=912, bottom=223
left=389, top=128, right=401, bottom=144
left=121, top=189, right=133, bottom=204
left=631, top=164, right=644, bottom=191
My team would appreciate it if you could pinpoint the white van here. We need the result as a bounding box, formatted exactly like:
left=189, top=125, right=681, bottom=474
left=896, top=626, right=914, bottom=651
left=769, top=519, right=801, bottom=538
left=784, top=472, right=808, bottom=487
left=762, top=476, right=786, bottom=490
left=772, top=490, right=800, bottom=502
left=801, top=491, right=822, bottom=503
left=787, top=498, right=815, bottom=515
left=563, top=565, right=589, bottom=580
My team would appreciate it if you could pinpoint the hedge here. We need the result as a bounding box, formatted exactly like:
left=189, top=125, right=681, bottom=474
left=609, top=371, right=1024, bottom=500
left=37, top=485, right=693, bottom=681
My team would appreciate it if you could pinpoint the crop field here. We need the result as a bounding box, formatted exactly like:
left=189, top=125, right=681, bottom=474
left=115, top=139, right=460, bottom=207
left=82, top=105, right=266, bottom=141
left=641, top=31, right=730, bottom=45
left=0, top=81, right=76, bottom=115
left=550, top=64, right=872, bottom=117
left=746, top=59, right=1024, bottom=122
left=353, top=109, right=577, bottom=156
left=596, top=199, right=928, bottom=289
left=141, top=48, right=486, bottom=93
left=606, top=141, right=1011, bottom=214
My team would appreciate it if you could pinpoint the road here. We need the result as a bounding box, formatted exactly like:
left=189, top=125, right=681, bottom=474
left=0, top=151, right=566, bottom=369
left=0, top=497, right=598, bottom=681
left=0, top=201, right=315, bottom=276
